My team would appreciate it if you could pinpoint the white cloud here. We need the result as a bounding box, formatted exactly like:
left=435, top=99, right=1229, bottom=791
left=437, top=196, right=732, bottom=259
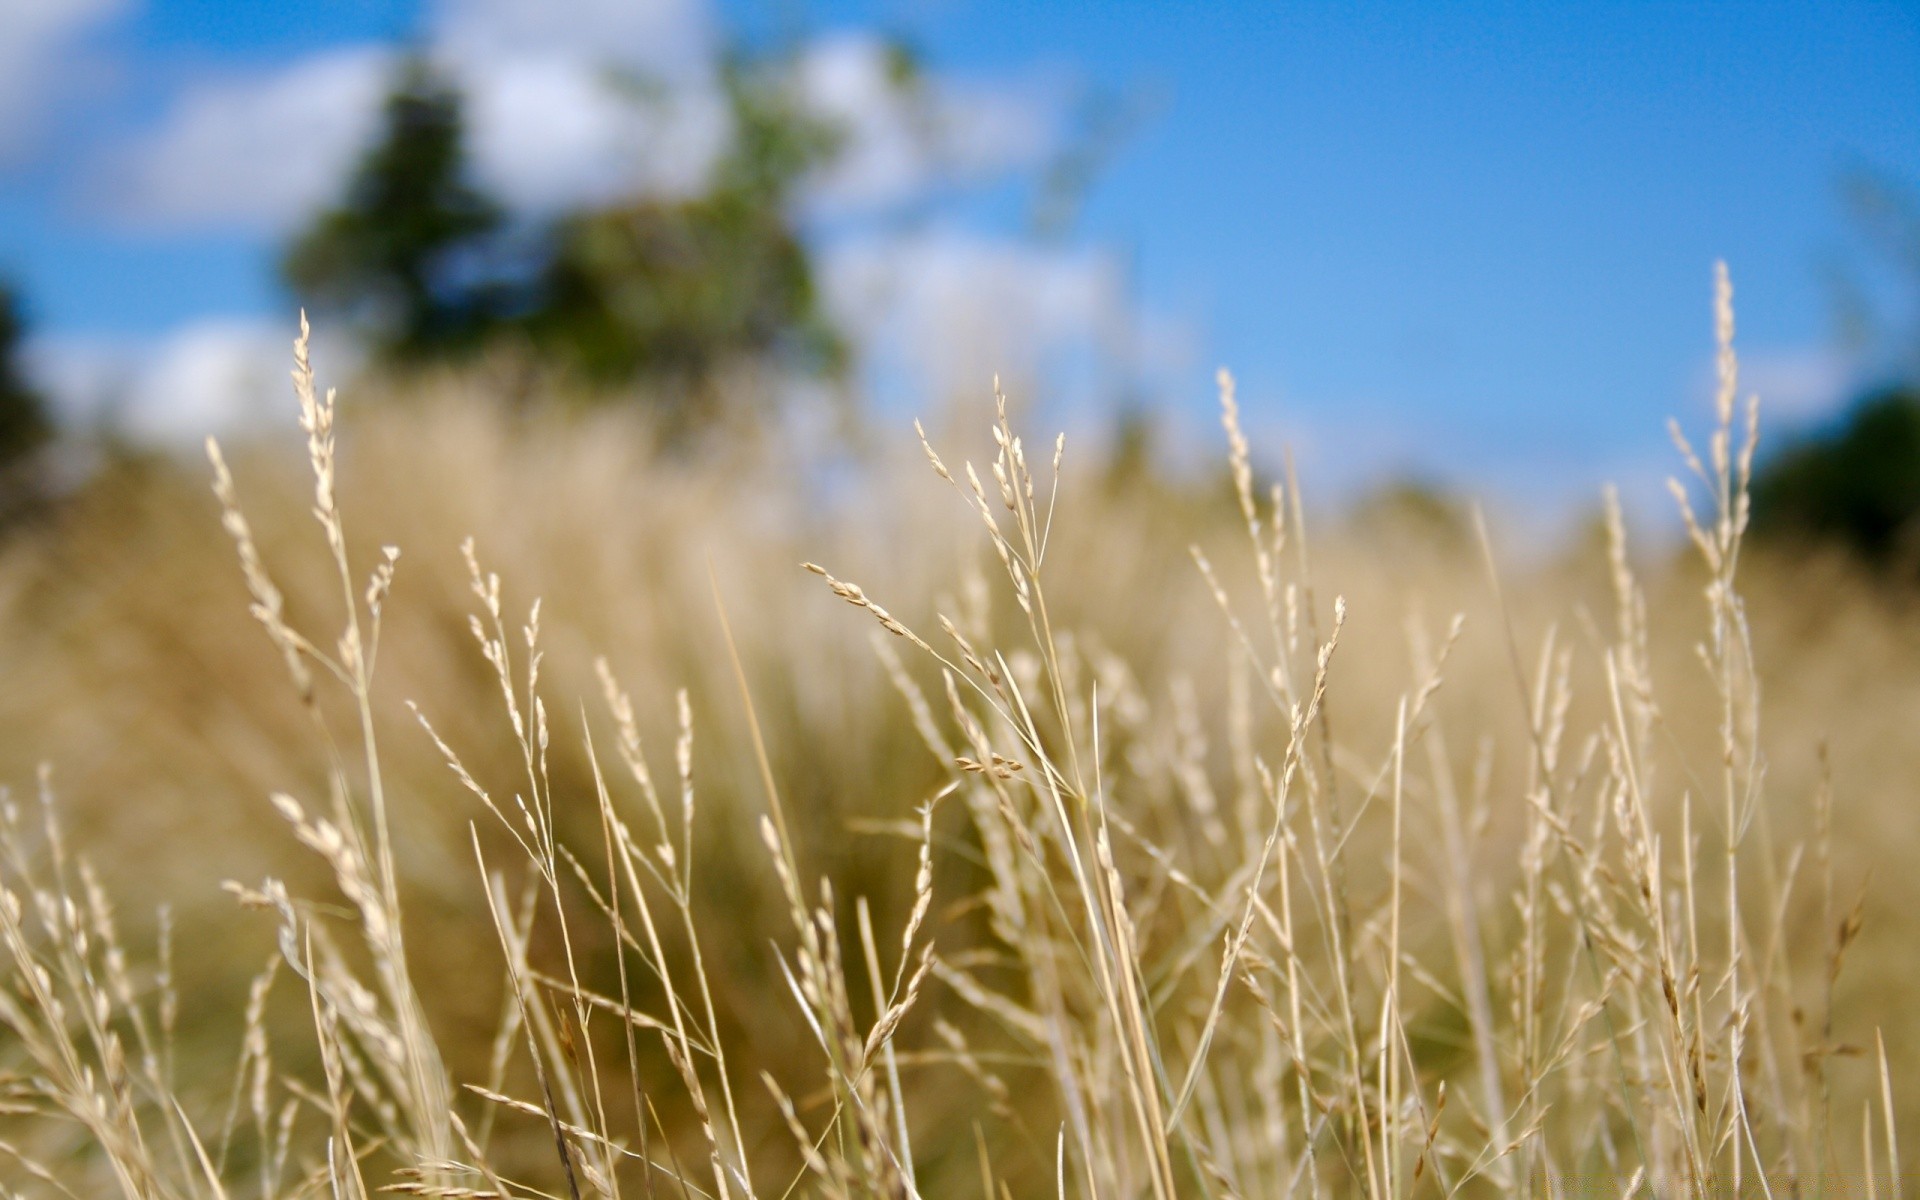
left=461, top=55, right=728, bottom=213
left=77, top=0, right=1094, bottom=444
left=30, top=318, right=355, bottom=445
left=103, top=0, right=733, bottom=229
left=1683, top=344, right=1857, bottom=431
left=433, top=0, right=729, bottom=212
left=104, top=4, right=1066, bottom=231
left=123, top=319, right=304, bottom=442
left=1735, top=346, right=1857, bottom=425
left=430, top=0, right=715, bottom=80
left=25, top=333, right=127, bottom=426
left=105, top=46, right=394, bottom=228
left=824, top=229, right=1125, bottom=406
left=0, top=0, right=129, bottom=160
left=794, top=33, right=1063, bottom=213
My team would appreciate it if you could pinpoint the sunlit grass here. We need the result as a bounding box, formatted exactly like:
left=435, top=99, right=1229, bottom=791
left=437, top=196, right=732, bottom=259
left=0, top=271, right=1908, bottom=1197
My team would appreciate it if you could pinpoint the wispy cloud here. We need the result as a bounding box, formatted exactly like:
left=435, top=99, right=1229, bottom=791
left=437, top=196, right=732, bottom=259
left=31, top=317, right=351, bottom=444
left=431, top=0, right=729, bottom=213
left=1733, top=345, right=1858, bottom=425
left=97, top=0, right=1066, bottom=232
left=0, top=0, right=129, bottom=161
left=49, top=0, right=1118, bottom=443
left=459, top=56, right=729, bottom=214
left=824, top=228, right=1189, bottom=415
left=793, top=33, right=1065, bottom=214
left=102, top=46, right=395, bottom=229
left=428, top=0, right=716, bottom=79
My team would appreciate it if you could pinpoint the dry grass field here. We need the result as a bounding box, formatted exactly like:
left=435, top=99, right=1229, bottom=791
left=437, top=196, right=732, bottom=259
left=1, top=279, right=1916, bottom=1196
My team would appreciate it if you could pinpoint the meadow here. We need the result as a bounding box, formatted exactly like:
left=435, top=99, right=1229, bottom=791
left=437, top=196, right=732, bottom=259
left=0, top=275, right=1914, bottom=1197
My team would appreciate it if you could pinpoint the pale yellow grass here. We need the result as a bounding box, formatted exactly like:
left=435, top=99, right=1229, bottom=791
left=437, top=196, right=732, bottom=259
left=0, top=275, right=1912, bottom=1196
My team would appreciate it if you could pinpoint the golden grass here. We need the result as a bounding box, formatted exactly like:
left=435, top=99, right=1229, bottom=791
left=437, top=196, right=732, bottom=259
left=0, top=272, right=1912, bottom=1197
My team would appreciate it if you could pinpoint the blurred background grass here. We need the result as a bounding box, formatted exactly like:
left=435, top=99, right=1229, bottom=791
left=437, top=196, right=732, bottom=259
left=1, top=382, right=1918, bottom=1185
left=0, top=1, right=1918, bottom=1193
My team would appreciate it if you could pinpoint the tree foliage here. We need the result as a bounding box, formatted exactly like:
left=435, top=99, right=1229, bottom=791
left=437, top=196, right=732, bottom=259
left=0, top=282, right=52, bottom=476
left=1752, top=173, right=1920, bottom=571
left=1751, top=385, right=1920, bottom=568
left=283, top=51, right=850, bottom=425
left=524, top=60, right=845, bottom=426
left=282, top=57, right=507, bottom=362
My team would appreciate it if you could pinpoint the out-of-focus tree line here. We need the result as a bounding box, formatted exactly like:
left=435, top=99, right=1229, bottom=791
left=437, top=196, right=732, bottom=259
left=1748, top=171, right=1920, bottom=572
left=0, top=282, right=53, bottom=514
left=1, top=45, right=1918, bottom=567
left=281, top=50, right=851, bottom=436
left=0, top=34, right=880, bottom=510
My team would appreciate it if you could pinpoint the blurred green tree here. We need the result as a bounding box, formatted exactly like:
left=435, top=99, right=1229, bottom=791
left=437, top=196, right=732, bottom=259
left=0, top=282, right=52, bottom=475
left=522, top=57, right=847, bottom=428
left=1751, top=385, right=1920, bottom=568
left=283, top=49, right=854, bottom=432
left=1752, top=171, right=1920, bottom=569
left=282, top=57, right=508, bottom=361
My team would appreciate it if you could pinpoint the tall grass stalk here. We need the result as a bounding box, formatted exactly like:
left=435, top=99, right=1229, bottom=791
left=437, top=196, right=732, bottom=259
left=0, top=272, right=1898, bottom=1197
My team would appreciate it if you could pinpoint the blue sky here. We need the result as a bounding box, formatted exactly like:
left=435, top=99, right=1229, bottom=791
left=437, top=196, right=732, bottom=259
left=2, top=0, right=1916, bottom=504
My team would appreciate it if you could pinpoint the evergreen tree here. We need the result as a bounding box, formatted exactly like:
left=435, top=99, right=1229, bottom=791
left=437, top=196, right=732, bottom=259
left=1752, top=172, right=1920, bottom=571
left=278, top=43, right=864, bottom=434
left=524, top=56, right=846, bottom=427
left=0, top=282, right=51, bottom=474
left=1752, top=385, right=1920, bottom=568
left=283, top=57, right=506, bottom=361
